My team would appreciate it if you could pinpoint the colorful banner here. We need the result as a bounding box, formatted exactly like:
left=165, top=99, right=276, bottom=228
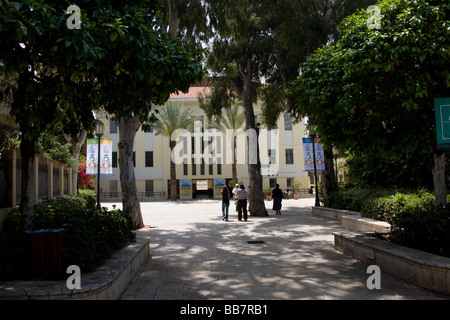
left=213, top=178, right=226, bottom=198
left=179, top=179, right=192, bottom=199
left=302, top=138, right=314, bottom=172
left=86, top=138, right=113, bottom=175
left=100, top=139, right=113, bottom=175
left=302, top=138, right=325, bottom=172
left=314, top=138, right=325, bottom=172
left=86, top=138, right=99, bottom=175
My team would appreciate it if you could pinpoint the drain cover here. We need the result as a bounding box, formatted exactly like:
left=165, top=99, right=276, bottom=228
left=246, top=240, right=265, bottom=244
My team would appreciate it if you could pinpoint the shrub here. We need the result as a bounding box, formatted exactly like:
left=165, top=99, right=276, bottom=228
left=0, top=194, right=136, bottom=280
left=323, top=188, right=390, bottom=212
left=362, top=190, right=450, bottom=257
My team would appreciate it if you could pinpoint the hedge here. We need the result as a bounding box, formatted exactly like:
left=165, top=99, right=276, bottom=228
left=361, top=190, right=450, bottom=257
left=324, top=188, right=450, bottom=257
left=0, top=193, right=136, bottom=280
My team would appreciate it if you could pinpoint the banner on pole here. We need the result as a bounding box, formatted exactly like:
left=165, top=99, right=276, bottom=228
left=302, top=138, right=314, bottom=172
left=86, top=138, right=113, bottom=175
left=86, top=138, right=98, bottom=175
left=100, top=139, right=113, bottom=175
left=302, top=138, right=325, bottom=172
left=314, top=138, right=325, bottom=172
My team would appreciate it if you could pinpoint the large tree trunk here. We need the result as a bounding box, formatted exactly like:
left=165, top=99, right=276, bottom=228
left=240, top=60, right=268, bottom=217
left=118, top=116, right=144, bottom=229
left=67, top=130, right=87, bottom=195
left=169, top=140, right=178, bottom=201
left=321, top=148, right=337, bottom=198
left=432, top=151, right=447, bottom=206
left=19, top=138, right=37, bottom=226
left=232, top=136, right=237, bottom=182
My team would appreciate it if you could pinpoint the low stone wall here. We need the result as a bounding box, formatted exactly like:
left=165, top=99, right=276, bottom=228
left=334, top=231, right=450, bottom=295
left=341, top=215, right=391, bottom=233
left=0, top=229, right=150, bottom=300
left=312, top=206, right=391, bottom=233
left=312, top=206, right=360, bottom=221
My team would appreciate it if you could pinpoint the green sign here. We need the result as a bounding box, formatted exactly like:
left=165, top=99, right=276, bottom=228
left=435, top=97, right=450, bottom=149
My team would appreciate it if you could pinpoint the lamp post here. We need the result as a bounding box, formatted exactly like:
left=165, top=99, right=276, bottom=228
left=308, top=123, right=320, bottom=207
left=95, top=119, right=104, bottom=210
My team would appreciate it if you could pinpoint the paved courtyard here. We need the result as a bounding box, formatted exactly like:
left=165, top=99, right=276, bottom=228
left=104, top=198, right=449, bottom=300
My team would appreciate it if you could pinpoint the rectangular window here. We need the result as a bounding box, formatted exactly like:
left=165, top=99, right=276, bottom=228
left=110, top=120, right=117, bottom=134
left=217, top=163, right=222, bottom=175
left=285, top=149, right=294, bottom=164
left=112, top=152, right=117, bottom=168
left=200, top=159, right=205, bottom=175
left=192, top=158, right=196, bottom=175
left=209, top=159, right=213, bottom=175
left=269, top=178, right=277, bottom=188
left=284, top=115, right=292, bottom=131
left=145, top=151, right=153, bottom=167
left=183, top=159, right=188, bottom=176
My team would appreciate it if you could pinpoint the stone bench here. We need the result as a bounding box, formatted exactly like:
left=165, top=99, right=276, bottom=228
left=341, top=215, right=391, bottom=233
left=312, top=206, right=361, bottom=221
left=312, top=207, right=391, bottom=234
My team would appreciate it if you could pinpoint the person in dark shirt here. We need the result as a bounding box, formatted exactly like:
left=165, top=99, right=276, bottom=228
left=272, top=184, right=283, bottom=215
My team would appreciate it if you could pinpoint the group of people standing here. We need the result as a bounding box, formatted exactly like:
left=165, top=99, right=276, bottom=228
left=220, top=183, right=284, bottom=221
left=220, top=183, right=248, bottom=222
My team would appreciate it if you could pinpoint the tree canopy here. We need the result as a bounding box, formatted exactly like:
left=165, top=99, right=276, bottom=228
left=289, top=0, right=450, bottom=203
left=290, top=0, right=449, bottom=154
left=0, top=0, right=204, bottom=224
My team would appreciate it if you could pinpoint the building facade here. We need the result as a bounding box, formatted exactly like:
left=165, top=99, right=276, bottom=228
left=97, top=86, right=312, bottom=200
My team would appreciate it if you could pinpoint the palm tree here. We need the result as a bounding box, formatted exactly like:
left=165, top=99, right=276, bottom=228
left=209, top=105, right=246, bottom=182
left=153, top=101, right=195, bottom=200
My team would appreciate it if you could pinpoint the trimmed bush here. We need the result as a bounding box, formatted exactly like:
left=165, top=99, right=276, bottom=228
left=0, top=194, right=136, bottom=280
left=361, top=190, right=450, bottom=257
left=323, top=188, right=390, bottom=212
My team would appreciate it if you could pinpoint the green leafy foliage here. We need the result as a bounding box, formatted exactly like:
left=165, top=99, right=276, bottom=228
left=325, top=187, right=450, bottom=256
left=323, top=187, right=392, bottom=212
left=0, top=193, right=135, bottom=280
left=344, top=148, right=435, bottom=190
left=289, top=0, right=450, bottom=156
left=362, top=190, right=450, bottom=256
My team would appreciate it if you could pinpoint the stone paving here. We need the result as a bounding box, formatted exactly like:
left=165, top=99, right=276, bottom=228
left=104, top=198, right=449, bottom=300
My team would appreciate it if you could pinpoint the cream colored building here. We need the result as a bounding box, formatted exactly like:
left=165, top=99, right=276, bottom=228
left=97, top=86, right=312, bottom=200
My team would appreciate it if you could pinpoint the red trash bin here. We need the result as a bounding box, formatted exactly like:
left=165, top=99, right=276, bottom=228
left=26, top=229, right=68, bottom=279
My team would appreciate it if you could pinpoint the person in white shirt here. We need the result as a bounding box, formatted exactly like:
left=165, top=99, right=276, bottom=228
left=232, top=183, right=240, bottom=212
left=235, top=184, right=248, bottom=221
